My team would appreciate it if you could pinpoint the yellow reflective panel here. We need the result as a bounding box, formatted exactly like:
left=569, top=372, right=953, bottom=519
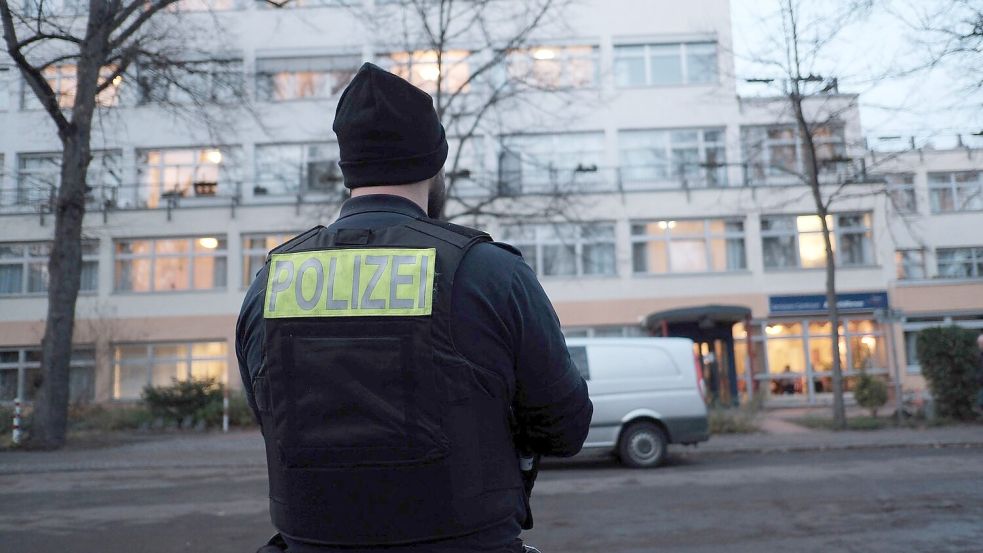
left=264, top=248, right=436, bottom=318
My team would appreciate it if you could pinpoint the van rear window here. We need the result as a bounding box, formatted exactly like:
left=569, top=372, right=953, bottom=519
left=568, top=346, right=590, bottom=381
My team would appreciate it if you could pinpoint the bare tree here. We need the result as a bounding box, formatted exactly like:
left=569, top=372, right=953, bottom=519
left=889, top=0, right=982, bottom=92
left=0, top=0, right=243, bottom=449
left=339, top=0, right=597, bottom=222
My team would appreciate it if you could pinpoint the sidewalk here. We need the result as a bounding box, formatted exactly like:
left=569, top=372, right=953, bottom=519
left=1, top=421, right=981, bottom=474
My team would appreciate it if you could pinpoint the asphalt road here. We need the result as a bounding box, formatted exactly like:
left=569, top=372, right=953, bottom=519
left=1, top=445, right=981, bottom=553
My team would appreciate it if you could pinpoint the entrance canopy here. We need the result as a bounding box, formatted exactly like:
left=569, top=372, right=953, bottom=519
left=644, top=304, right=751, bottom=332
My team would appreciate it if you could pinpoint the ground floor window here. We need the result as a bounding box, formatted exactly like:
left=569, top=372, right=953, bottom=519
left=0, top=347, right=95, bottom=403
left=113, top=341, right=227, bottom=400
left=734, top=318, right=888, bottom=403
left=902, top=314, right=983, bottom=374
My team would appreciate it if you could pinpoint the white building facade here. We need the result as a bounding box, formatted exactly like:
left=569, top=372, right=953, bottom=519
left=1, top=0, right=981, bottom=407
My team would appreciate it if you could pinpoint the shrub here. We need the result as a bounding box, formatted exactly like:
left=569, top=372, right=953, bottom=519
left=854, top=372, right=888, bottom=418
left=68, top=403, right=155, bottom=431
left=142, top=378, right=224, bottom=427
left=916, top=326, right=979, bottom=420
left=227, top=392, right=258, bottom=427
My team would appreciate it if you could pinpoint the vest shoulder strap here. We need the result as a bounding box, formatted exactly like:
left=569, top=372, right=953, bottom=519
left=267, top=226, right=324, bottom=260
left=403, top=219, right=491, bottom=250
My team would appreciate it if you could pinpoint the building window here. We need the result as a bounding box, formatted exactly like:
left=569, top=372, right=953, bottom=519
left=631, top=219, right=745, bottom=274
left=741, top=125, right=848, bottom=186
left=15, top=151, right=122, bottom=209
left=254, top=143, right=341, bottom=196
left=113, top=341, right=227, bottom=400
left=619, top=128, right=726, bottom=188
left=761, top=213, right=873, bottom=269
left=138, top=59, right=243, bottom=104
left=0, top=347, right=95, bottom=403
left=928, top=171, right=982, bottom=213
left=613, top=42, right=717, bottom=87
left=508, top=45, right=598, bottom=89
left=383, top=50, right=470, bottom=94
left=20, top=63, right=120, bottom=110
left=114, top=237, right=227, bottom=292
left=256, top=55, right=359, bottom=101
left=169, top=0, right=240, bottom=10
left=242, top=232, right=297, bottom=286
left=0, top=65, right=11, bottom=111
left=936, top=247, right=983, bottom=279
left=881, top=173, right=917, bottom=214
left=499, top=132, right=605, bottom=194
left=503, top=223, right=616, bottom=277
left=0, top=241, right=98, bottom=296
left=564, top=326, right=646, bottom=338
left=895, top=249, right=926, bottom=280
left=137, top=147, right=240, bottom=208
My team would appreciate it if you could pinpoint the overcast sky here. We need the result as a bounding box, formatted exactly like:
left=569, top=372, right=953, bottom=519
left=730, top=0, right=982, bottom=149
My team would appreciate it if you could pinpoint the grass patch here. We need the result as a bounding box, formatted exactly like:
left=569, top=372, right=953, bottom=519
left=793, top=414, right=967, bottom=431
left=709, top=406, right=760, bottom=434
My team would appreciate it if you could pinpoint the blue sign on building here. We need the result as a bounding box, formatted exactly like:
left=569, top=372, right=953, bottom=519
left=769, top=291, right=889, bottom=315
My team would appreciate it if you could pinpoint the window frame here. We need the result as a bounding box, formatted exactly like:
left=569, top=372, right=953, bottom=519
left=630, top=218, right=746, bottom=275
left=113, top=236, right=228, bottom=293
left=241, top=232, right=299, bottom=288
left=882, top=173, right=917, bottom=214
left=760, top=213, right=874, bottom=270
left=253, top=142, right=341, bottom=197
left=499, top=132, right=606, bottom=194
left=502, top=222, right=617, bottom=278
left=618, top=128, right=727, bottom=189
left=112, top=340, right=228, bottom=400
left=936, top=246, right=983, bottom=279
left=137, top=146, right=241, bottom=207
left=0, top=346, right=95, bottom=403
left=741, top=124, right=848, bottom=186
left=255, top=55, right=360, bottom=102
left=612, top=41, right=719, bottom=88
left=895, top=249, right=926, bottom=280
left=507, top=45, right=600, bottom=90
left=928, top=171, right=983, bottom=213
left=0, top=241, right=98, bottom=296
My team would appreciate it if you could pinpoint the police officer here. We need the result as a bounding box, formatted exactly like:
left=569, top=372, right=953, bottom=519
left=236, top=63, right=593, bottom=553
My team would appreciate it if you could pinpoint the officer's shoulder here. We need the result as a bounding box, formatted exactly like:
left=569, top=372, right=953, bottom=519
left=268, top=226, right=324, bottom=257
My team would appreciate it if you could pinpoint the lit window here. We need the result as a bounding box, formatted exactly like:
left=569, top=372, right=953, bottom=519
left=631, top=219, right=746, bottom=274
left=761, top=213, right=873, bottom=269
left=254, top=143, right=341, bottom=196
left=113, top=341, right=227, bottom=400
left=499, top=132, right=605, bottom=194
left=138, top=147, right=240, bottom=207
left=613, top=42, right=718, bottom=87
left=114, top=237, right=227, bottom=292
left=619, top=129, right=726, bottom=188
left=895, top=249, right=926, bottom=280
left=928, top=171, right=982, bottom=213
left=242, top=233, right=298, bottom=286
left=502, top=223, right=616, bottom=277
left=508, top=45, right=598, bottom=89
left=0, top=241, right=98, bottom=296
left=741, top=125, right=848, bottom=186
left=0, top=347, right=95, bottom=402
left=256, top=55, right=359, bottom=101
left=383, top=50, right=470, bottom=94
left=21, top=64, right=120, bottom=109
left=936, top=247, right=983, bottom=279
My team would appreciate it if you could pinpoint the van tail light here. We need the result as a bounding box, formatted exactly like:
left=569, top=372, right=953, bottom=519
left=694, top=353, right=707, bottom=400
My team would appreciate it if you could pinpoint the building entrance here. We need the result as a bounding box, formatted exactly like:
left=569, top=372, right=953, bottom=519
left=644, top=305, right=751, bottom=407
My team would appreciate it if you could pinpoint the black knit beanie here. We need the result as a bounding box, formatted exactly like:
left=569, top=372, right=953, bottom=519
left=333, top=62, right=448, bottom=189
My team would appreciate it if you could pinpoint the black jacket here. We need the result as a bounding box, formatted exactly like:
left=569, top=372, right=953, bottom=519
left=236, top=194, right=593, bottom=553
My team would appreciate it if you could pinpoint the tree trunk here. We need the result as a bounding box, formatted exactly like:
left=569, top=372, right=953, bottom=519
left=791, top=91, right=847, bottom=430
left=30, top=136, right=90, bottom=449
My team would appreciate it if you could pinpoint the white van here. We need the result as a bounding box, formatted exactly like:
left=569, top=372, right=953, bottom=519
left=566, top=337, right=709, bottom=468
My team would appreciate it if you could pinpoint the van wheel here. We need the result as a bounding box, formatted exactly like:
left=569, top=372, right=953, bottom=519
left=618, top=422, right=667, bottom=468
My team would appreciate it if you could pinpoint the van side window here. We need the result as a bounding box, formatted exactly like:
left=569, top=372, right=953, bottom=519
left=568, top=346, right=590, bottom=381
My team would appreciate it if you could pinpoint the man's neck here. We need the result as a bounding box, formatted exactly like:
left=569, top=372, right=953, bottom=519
left=350, top=184, right=428, bottom=213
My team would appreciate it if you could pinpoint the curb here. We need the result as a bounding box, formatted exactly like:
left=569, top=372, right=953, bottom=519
left=672, top=440, right=983, bottom=456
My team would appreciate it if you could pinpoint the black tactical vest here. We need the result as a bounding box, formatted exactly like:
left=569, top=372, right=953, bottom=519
left=254, top=217, right=523, bottom=546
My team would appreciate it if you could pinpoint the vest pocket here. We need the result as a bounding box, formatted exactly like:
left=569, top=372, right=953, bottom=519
left=276, top=335, right=449, bottom=468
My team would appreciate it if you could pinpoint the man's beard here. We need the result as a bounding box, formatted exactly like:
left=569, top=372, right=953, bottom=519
left=427, top=171, right=447, bottom=220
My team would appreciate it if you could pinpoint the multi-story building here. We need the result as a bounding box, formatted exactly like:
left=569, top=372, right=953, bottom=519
left=1, top=0, right=980, bottom=408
